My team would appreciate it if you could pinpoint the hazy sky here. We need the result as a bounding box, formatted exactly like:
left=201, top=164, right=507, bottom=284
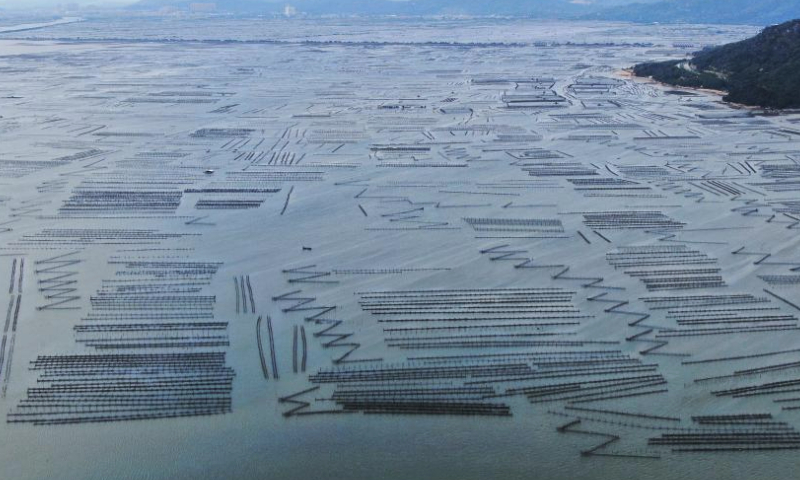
left=0, top=0, right=648, bottom=11
left=0, top=0, right=130, bottom=7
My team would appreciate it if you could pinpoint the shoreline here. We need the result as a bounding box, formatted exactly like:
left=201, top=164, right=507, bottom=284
left=615, top=67, right=782, bottom=114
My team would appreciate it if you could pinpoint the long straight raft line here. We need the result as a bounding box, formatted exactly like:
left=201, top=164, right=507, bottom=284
left=256, top=316, right=269, bottom=379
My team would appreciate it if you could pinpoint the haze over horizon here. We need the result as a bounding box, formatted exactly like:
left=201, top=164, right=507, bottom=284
left=2, top=0, right=792, bottom=28
left=2, top=4, right=800, bottom=480
left=0, top=0, right=128, bottom=8
left=0, top=0, right=652, bottom=12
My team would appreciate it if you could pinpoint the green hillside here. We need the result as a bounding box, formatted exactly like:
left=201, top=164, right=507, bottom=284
left=634, top=19, right=800, bottom=108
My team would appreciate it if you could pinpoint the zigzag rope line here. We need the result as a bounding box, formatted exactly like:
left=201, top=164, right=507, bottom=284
left=272, top=290, right=381, bottom=364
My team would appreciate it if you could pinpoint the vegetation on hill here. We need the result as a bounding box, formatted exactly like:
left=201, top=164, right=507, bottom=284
left=634, top=19, right=800, bottom=108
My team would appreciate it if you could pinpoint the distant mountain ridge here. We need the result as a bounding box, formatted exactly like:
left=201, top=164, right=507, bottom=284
left=128, top=0, right=797, bottom=25
left=633, top=19, right=800, bottom=108
left=128, top=0, right=654, bottom=17
left=587, top=0, right=800, bottom=25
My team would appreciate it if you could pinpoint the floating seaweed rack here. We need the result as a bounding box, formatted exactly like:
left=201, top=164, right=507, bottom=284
left=9, top=257, right=235, bottom=424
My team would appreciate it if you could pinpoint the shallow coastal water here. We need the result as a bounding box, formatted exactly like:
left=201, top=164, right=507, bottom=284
left=0, top=17, right=798, bottom=480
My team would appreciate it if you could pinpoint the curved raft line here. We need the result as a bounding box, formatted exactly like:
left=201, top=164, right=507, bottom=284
left=478, top=245, right=675, bottom=355
left=556, top=418, right=661, bottom=459
left=272, top=290, right=382, bottom=364
left=35, top=251, right=82, bottom=311
left=282, top=264, right=338, bottom=284
left=279, top=385, right=352, bottom=417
